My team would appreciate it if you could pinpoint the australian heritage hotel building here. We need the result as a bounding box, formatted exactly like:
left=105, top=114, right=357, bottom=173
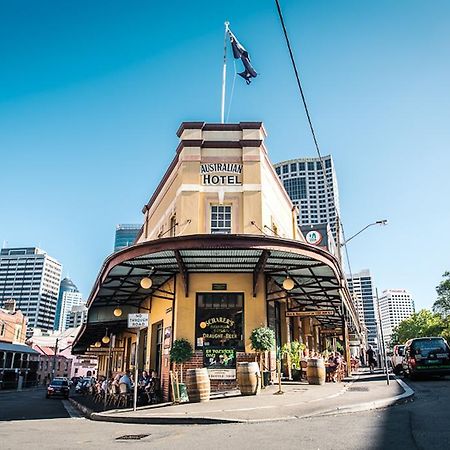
left=74, top=122, right=363, bottom=400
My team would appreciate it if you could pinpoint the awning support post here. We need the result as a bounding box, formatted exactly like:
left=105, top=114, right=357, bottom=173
left=253, top=250, right=270, bottom=297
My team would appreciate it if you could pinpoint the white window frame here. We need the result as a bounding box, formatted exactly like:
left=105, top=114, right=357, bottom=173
left=210, top=205, right=232, bottom=234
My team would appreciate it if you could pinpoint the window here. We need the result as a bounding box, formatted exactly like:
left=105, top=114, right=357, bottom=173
left=290, top=163, right=297, bottom=172
left=299, top=162, right=305, bottom=171
left=307, top=162, right=315, bottom=171
left=275, top=166, right=281, bottom=175
left=325, top=159, right=332, bottom=169
left=283, top=178, right=306, bottom=199
left=282, top=165, right=289, bottom=174
left=211, top=205, right=232, bottom=234
left=170, top=215, right=177, bottom=237
left=196, top=293, right=244, bottom=350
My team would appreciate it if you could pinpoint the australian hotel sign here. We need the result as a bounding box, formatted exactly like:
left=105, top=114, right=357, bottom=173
left=200, top=163, right=242, bottom=185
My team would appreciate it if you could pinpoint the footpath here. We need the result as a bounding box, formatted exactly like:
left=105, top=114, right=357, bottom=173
left=70, top=370, right=414, bottom=425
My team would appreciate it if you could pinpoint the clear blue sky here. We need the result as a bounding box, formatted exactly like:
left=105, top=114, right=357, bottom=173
left=1, top=0, right=449, bottom=310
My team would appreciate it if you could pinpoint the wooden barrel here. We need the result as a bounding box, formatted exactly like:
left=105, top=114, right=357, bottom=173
left=306, top=358, right=326, bottom=385
left=185, top=368, right=210, bottom=403
left=237, top=362, right=261, bottom=395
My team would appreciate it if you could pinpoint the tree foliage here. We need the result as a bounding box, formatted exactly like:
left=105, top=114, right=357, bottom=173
left=170, top=338, right=193, bottom=364
left=390, top=309, right=448, bottom=346
left=433, top=271, right=450, bottom=316
left=250, top=326, right=275, bottom=352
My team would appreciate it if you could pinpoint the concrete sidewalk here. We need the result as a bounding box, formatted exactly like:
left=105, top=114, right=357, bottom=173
left=72, top=371, right=413, bottom=425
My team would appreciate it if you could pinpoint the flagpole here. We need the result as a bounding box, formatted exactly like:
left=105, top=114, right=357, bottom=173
left=221, top=21, right=229, bottom=124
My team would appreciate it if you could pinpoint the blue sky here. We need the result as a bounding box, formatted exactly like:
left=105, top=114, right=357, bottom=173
left=1, top=0, right=449, bottom=310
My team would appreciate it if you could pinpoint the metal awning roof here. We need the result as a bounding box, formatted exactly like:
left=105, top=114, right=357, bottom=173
left=73, top=234, right=361, bottom=353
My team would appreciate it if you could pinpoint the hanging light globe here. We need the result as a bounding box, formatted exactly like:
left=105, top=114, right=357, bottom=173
left=282, top=276, right=295, bottom=291
left=94, top=341, right=101, bottom=348
left=102, top=335, right=110, bottom=344
left=113, top=307, right=123, bottom=317
left=140, top=276, right=153, bottom=289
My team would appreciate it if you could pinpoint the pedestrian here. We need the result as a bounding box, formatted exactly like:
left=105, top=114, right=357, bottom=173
left=366, top=345, right=376, bottom=373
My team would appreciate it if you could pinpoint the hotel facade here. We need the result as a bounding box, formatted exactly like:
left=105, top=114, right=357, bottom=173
left=74, top=122, right=362, bottom=400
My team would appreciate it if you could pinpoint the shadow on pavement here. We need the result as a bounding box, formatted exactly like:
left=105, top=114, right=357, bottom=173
left=0, top=387, right=71, bottom=422
left=375, top=375, right=450, bottom=450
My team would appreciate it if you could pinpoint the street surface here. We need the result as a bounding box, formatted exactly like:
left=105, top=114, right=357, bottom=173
left=1, top=378, right=449, bottom=449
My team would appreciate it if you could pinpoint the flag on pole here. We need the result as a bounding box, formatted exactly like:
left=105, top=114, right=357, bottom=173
left=228, top=29, right=257, bottom=84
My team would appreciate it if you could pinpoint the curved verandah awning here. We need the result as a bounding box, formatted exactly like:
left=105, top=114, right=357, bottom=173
left=73, top=234, right=362, bottom=353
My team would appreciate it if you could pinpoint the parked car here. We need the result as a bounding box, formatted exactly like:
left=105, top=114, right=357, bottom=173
left=75, top=377, right=95, bottom=395
left=390, top=345, right=405, bottom=375
left=402, top=337, right=450, bottom=379
left=46, top=378, right=70, bottom=399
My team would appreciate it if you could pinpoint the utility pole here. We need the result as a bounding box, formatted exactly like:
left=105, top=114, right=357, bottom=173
left=51, top=338, right=59, bottom=380
left=375, top=289, right=390, bottom=385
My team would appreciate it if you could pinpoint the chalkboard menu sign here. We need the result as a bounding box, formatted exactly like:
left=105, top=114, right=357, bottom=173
left=203, top=347, right=236, bottom=379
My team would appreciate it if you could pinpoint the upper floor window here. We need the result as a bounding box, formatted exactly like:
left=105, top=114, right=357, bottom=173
left=211, top=205, right=232, bottom=234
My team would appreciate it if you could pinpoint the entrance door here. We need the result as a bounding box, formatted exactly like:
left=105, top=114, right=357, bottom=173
left=151, top=321, right=163, bottom=377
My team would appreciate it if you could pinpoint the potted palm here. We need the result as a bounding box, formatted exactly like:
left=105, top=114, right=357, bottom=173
left=281, top=341, right=306, bottom=381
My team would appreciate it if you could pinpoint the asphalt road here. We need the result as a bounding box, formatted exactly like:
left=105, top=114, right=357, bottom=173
left=0, top=377, right=449, bottom=449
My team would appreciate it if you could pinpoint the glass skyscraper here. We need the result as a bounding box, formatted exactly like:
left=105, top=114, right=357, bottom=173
left=114, top=224, right=141, bottom=251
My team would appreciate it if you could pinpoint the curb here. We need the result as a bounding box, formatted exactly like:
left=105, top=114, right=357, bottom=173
left=79, top=375, right=414, bottom=426
left=68, top=398, right=94, bottom=419
left=299, top=375, right=415, bottom=418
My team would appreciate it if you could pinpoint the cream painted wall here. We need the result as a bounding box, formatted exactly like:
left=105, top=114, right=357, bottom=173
left=174, top=272, right=266, bottom=353
left=140, top=124, right=302, bottom=243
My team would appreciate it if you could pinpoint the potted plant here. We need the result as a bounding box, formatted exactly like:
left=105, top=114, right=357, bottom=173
left=250, top=326, right=275, bottom=388
left=170, top=338, right=193, bottom=402
left=281, top=341, right=306, bottom=381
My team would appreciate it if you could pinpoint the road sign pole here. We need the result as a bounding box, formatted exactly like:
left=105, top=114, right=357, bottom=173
left=133, top=329, right=140, bottom=412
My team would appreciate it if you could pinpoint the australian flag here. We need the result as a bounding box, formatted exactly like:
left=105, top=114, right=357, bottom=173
left=228, top=29, right=257, bottom=84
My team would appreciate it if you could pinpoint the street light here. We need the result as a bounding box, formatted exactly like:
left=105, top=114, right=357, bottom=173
left=340, top=220, right=388, bottom=247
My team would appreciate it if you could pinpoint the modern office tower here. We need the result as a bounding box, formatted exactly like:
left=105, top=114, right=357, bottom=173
left=347, top=270, right=378, bottom=350
left=58, top=289, right=84, bottom=332
left=274, top=155, right=340, bottom=241
left=54, top=277, right=79, bottom=330
left=66, top=304, right=88, bottom=329
left=0, top=247, right=62, bottom=334
left=114, top=224, right=141, bottom=251
left=378, top=289, right=415, bottom=345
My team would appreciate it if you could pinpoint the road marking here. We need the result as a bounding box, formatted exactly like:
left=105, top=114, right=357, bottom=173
left=62, top=400, right=84, bottom=419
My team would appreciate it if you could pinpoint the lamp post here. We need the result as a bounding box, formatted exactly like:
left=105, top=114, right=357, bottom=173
left=340, top=220, right=388, bottom=247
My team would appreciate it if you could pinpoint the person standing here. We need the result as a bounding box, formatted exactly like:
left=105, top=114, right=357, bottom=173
left=366, top=345, right=376, bottom=373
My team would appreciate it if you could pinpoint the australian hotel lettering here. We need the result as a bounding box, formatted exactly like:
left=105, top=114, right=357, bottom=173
left=200, top=163, right=242, bottom=185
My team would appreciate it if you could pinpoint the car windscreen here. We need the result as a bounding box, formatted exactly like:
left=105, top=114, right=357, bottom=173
left=411, top=339, right=449, bottom=356
left=51, top=380, right=68, bottom=386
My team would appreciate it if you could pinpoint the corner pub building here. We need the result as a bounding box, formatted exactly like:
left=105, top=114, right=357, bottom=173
left=73, top=122, right=363, bottom=400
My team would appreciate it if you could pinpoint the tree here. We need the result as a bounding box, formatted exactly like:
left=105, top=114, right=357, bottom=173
left=390, top=309, right=446, bottom=346
left=433, top=271, right=450, bottom=316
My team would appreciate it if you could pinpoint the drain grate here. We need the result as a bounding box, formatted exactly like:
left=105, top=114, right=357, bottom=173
left=116, top=434, right=150, bottom=441
left=348, top=386, right=369, bottom=392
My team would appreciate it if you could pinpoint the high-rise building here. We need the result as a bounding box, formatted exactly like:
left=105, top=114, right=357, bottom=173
left=379, top=289, right=415, bottom=345
left=347, top=269, right=378, bottom=349
left=66, top=304, right=88, bottom=329
left=274, top=155, right=340, bottom=241
left=54, top=277, right=82, bottom=331
left=114, top=224, right=141, bottom=251
left=58, top=290, right=84, bottom=332
left=0, top=247, right=62, bottom=334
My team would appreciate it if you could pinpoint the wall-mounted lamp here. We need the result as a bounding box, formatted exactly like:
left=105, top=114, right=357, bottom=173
left=113, top=307, right=123, bottom=317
